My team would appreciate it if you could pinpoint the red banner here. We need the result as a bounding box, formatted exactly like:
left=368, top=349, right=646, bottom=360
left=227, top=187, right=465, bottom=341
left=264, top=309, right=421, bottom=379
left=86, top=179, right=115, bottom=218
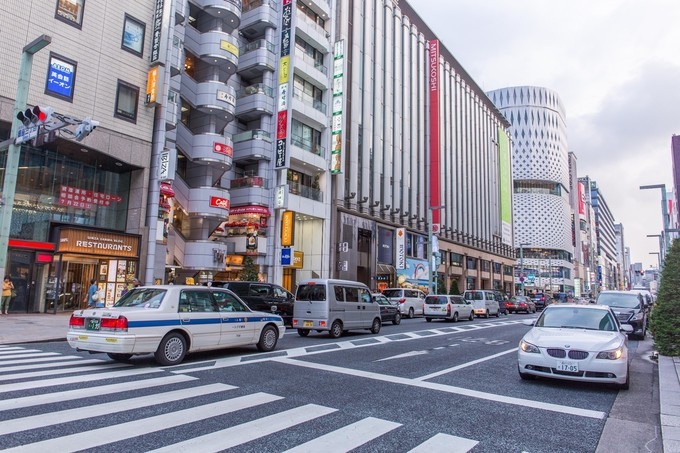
left=428, top=40, right=441, bottom=226
left=578, top=182, right=586, bottom=216
left=58, top=185, right=122, bottom=209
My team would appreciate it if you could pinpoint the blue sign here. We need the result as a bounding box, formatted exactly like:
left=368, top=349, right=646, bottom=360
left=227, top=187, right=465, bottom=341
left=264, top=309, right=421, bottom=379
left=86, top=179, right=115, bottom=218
left=281, top=247, right=292, bottom=266
left=46, top=55, right=75, bottom=99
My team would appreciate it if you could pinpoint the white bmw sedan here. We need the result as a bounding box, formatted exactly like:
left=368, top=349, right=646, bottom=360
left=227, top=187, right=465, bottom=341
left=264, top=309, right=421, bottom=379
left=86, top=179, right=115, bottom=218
left=517, top=304, right=633, bottom=389
left=67, top=285, right=285, bottom=366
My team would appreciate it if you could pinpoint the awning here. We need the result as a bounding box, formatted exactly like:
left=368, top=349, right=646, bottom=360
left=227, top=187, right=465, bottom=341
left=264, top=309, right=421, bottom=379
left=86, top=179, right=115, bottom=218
left=377, top=264, right=396, bottom=275
left=160, top=182, right=175, bottom=197
left=229, top=205, right=271, bottom=216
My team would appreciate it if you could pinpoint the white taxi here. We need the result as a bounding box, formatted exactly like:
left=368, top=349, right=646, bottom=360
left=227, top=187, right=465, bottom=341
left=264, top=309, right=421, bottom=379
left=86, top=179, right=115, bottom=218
left=67, top=285, right=285, bottom=366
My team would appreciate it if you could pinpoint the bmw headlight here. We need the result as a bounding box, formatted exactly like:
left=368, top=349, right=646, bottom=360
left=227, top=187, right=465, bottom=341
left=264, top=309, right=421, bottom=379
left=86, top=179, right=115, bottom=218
left=596, top=346, right=624, bottom=360
left=520, top=340, right=540, bottom=354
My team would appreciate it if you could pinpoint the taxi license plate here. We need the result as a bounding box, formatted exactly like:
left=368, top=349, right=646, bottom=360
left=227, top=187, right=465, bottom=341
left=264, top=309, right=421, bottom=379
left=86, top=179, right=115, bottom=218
left=556, top=361, right=578, bottom=372
left=303, top=321, right=313, bottom=327
left=87, top=318, right=101, bottom=331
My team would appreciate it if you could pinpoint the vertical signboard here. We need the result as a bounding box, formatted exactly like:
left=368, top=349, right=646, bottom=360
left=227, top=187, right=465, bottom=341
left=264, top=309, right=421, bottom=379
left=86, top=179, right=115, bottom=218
left=330, top=40, right=345, bottom=174
left=150, top=0, right=171, bottom=65
left=395, top=228, right=406, bottom=270
left=281, top=210, right=295, bottom=246
left=275, top=0, right=293, bottom=169
left=578, top=182, right=586, bottom=217
left=428, top=40, right=441, bottom=229
left=498, top=128, right=512, bottom=245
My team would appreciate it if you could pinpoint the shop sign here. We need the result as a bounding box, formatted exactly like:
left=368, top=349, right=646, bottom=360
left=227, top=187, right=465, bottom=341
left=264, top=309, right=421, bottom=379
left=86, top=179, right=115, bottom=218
left=146, top=66, right=159, bottom=104
left=57, top=228, right=140, bottom=258
left=281, top=210, right=294, bottom=246
left=213, top=142, right=233, bottom=157
left=395, top=228, right=406, bottom=269
left=209, top=196, right=230, bottom=210
left=281, top=247, right=292, bottom=266
left=220, top=40, right=239, bottom=57
left=292, top=251, right=303, bottom=269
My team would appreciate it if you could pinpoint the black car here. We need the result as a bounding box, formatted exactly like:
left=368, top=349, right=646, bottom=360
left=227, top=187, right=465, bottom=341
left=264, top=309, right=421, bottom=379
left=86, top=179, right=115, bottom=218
left=372, top=293, right=401, bottom=325
left=596, top=290, right=647, bottom=340
left=204, top=281, right=294, bottom=326
left=532, top=293, right=549, bottom=310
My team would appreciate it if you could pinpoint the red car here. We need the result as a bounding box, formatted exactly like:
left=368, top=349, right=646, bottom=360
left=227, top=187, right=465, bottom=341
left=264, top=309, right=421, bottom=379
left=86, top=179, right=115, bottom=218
left=507, top=295, right=536, bottom=314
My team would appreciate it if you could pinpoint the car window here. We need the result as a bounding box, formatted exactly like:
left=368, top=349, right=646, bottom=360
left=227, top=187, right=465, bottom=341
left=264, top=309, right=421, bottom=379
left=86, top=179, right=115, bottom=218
left=425, top=295, right=448, bottom=305
left=345, top=287, right=359, bottom=302
left=272, top=286, right=289, bottom=298
left=213, top=291, right=249, bottom=312
left=114, top=288, right=166, bottom=308
left=382, top=289, right=401, bottom=298
left=463, top=291, right=483, bottom=300
left=373, top=295, right=387, bottom=305
left=184, top=290, right=218, bottom=312
left=359, top=289, right=371, bottom=303
left=597, top=293, right=641, bottom=309
left=536, top=307, right=617, bottom=331
left=333, top=285, right=345, bottom=301
left=450, top=296, right=464, bottom=304
left=296, top=284, right=326, bottom=301
left=249, top=284, right=271, bottom=297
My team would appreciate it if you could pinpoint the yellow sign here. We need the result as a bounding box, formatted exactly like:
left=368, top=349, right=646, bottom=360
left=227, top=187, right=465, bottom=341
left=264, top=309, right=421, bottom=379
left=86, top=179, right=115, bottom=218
left=279, top=56, right=290, bottom=84
left=292, top=251, right=304, bottom=269
left=146, top=66, right=159, bottom=104
left=281, top=210, right=294, bottom=246
left=220, top=40, right=239, bottom=57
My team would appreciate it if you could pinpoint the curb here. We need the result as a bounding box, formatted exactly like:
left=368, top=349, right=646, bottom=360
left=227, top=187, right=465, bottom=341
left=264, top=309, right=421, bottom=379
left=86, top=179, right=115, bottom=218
left=659, top=355, right=680, bottom=453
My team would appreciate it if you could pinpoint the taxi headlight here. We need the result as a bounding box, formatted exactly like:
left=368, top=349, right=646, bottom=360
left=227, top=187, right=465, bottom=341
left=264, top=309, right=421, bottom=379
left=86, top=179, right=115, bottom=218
left=596, top=346, right=624, bottom=360
left=520, top=340, right=540, bottom=354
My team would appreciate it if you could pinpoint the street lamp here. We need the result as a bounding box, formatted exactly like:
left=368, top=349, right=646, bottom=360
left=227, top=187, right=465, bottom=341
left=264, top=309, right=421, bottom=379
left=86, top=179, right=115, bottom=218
left=518, top=243, right=530, bottom=295
left=427, top=205, right=445, bottom=294
left=0, top=35, right=51, bottom=282
left=647, top=234, right=663, bottom=271
left=649, top=252, right=661, bottom=272
left=640, top=184, right=671, bottom=253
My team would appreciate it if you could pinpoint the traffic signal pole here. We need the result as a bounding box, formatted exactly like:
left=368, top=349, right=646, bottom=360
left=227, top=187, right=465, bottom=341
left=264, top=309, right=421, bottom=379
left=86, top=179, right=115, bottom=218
left=0, top=35, right=51, bottom=282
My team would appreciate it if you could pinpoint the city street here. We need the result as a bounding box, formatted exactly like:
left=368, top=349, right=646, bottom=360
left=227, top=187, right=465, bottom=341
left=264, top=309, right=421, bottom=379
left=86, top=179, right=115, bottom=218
left=0, top=313, right=661, bottom=452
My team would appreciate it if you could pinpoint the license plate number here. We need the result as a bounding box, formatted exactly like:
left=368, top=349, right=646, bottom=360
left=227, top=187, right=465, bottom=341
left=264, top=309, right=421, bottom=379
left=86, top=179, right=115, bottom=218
left=556, top=361, right=578, bottom=372
left=303, top=321, right=313, bottom=327
left=87, top=318, right=101, bottom=331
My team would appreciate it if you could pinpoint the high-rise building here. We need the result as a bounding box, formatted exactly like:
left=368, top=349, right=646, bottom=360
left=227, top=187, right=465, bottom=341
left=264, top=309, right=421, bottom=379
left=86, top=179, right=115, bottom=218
left=487, top=86, right=574, bottom=294
left=583, top=177, right=619, bottom=291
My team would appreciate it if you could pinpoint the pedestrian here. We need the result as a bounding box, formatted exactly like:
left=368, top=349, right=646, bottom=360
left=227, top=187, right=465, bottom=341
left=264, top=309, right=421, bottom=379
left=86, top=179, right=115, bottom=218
left=132, top=278, right=142, bottom=288
left=1, top=276, right=14, bottom=315
left=87, top=279, right=99, bottom=308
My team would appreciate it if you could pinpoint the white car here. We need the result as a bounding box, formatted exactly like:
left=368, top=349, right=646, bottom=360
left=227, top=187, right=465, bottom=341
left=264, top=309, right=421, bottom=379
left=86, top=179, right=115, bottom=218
left=518, top=304, right=632, bottom=389
left=67, top=285, right=286, bottom=366
left=423, top=294, right=474, bottom=322
left=382, top=288, right=426, bottom=318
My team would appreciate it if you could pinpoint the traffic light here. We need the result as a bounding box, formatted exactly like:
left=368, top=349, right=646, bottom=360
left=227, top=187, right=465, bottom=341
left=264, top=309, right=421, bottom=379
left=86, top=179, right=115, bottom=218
left=74, top=117, right=99, bottom=141
left=16, top=106, right=53, bottom=126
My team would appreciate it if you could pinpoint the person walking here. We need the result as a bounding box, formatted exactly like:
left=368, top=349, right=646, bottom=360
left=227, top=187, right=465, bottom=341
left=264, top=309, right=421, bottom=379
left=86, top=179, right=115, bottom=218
left=1, top=276, right=14, bottom=314
left=87, top=279, right=99, bottom=308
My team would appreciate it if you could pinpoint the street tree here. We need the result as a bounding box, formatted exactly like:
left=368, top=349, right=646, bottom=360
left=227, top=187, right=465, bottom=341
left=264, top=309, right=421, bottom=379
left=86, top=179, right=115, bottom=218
left=650, top=239, right=680, bottom=356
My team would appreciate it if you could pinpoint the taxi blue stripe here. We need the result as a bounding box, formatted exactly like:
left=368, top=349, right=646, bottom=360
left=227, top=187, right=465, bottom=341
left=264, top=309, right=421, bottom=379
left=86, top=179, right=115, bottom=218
left=128, top=320, right=182, bottom=328
left=128, top=316, right=282, bottom=328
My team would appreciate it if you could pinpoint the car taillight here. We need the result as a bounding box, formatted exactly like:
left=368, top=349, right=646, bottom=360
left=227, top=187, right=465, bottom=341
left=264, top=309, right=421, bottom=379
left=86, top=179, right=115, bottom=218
left=100, top=316, right=128, bottom=332
left=69, top=315, right=85, bottom=329
left=447, top=305, right=451, bottom=315
left=399, top=298, right=405, bottom=304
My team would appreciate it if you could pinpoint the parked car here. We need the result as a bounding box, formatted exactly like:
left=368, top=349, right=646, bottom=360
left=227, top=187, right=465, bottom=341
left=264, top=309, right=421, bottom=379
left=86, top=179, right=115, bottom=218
left=423, top=294, right=474, bottom=322
left=518, top=303, right=632, bottom=389
left=67, top=285, right=285, bottom=366
left=373, top=293, right=401, bottom=325
left=596, top=290, right=647, bottom=340
left=532, top=293, right=549, bottom=310
left=204, top=281, right=294, bottom=326
left=552, top=292, right=575, bottom=304
left=382, top=288, right=426, bottom=318
left=462, top=290, right=500, bottom=318
left=507, top=295, right=536, bottom=314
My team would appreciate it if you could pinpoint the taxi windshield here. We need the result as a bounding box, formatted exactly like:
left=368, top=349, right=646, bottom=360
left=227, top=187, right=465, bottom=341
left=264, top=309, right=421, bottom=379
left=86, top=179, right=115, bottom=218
left=114, top=288, right=167, bottom=308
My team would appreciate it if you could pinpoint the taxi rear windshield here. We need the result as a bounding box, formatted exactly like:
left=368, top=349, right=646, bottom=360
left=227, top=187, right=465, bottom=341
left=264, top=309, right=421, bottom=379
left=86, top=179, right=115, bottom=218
left=114, top=288, right=167, bottom=308
left=296, top=285, right=326, bottom=301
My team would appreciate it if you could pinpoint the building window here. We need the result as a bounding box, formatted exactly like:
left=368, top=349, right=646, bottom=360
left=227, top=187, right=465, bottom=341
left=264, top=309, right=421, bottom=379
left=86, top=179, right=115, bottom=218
left=55, top=0, right=85, bottom=28
left=121, top=14, right=145, bottom=57
left=45, top=53, right=77, bottom=102
left=115, top=80, right=139, bottom=123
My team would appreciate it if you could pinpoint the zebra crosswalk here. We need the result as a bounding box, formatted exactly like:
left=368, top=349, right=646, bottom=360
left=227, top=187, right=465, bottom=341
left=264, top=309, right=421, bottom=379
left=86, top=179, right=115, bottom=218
left=0, top=345, right=480, bottom=452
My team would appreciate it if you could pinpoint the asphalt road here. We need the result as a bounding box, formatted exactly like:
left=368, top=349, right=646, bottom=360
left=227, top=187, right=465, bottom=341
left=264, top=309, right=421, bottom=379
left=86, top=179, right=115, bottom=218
left=0, top=312, right=662, bottom=452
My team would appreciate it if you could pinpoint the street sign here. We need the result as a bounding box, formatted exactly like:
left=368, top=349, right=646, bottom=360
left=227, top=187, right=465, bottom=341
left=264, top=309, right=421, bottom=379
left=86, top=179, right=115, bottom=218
left=15, top=125, right=38, bottom=144
left=281, top=247, right=292, bottom=266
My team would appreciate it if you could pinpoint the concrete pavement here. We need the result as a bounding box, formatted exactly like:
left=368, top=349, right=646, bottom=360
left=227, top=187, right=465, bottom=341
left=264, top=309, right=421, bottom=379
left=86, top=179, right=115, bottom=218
left=0, top=312, right=679, bottom=452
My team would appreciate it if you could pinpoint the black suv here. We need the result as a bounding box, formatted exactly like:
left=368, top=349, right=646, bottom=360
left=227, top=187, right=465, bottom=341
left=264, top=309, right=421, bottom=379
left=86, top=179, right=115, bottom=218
left=204, top=281, right=294, bottom=326
left=596, top=290, right=646, bottom=340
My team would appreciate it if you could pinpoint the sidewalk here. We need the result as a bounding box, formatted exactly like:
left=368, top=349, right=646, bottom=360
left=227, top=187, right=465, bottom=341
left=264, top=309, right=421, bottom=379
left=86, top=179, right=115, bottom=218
left=659, top=355, right=680, bottom=453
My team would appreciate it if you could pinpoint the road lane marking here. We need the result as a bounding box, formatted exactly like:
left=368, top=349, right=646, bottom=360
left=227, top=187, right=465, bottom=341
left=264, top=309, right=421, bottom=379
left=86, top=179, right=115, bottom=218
left=376, top=350, right=429, bottom=362
left=0, top=349, right=41, bottom=355
left=0, top=355, right=87, bottom=367
left=0, top=358, right=105, bottom=373
left=3, top=392, right=284, bottom=452
left=0, top=374, right=196, bottom=411
left=284, top=417, right=401, bottom=453
left=408, top=433, right=479, bottom=453
left=415, top=348, right=518, bottom=381
left=0, top=352, right=61, bottom=361
left=148, top=404, right=337, bottom=453
left=274, top=358, right=607, bottom=420
left=0, top=363, right=130, bottom=382
left=0, top=383, right=235, bottom=436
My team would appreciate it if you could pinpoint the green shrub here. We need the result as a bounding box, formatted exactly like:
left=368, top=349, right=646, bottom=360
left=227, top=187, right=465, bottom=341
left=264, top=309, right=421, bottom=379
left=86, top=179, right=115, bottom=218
left=449, top=280, right=460, bottom=295
left=240, top=256, right=260, bottom=282
left=650, top=239, right=680, bottom=356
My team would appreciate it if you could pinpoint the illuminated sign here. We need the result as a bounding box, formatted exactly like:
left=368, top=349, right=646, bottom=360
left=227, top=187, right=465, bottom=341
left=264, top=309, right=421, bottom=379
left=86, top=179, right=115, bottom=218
left=209, top=196, right=230, bottom=210
left=281, top=210, right=294, bottom=246
left=146, top=66, right=159, bottom=104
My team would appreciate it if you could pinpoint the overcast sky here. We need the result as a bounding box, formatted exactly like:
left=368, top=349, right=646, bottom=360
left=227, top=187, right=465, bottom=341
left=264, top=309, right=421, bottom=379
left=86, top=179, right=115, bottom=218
left=409, top=0, right=680, bottom=269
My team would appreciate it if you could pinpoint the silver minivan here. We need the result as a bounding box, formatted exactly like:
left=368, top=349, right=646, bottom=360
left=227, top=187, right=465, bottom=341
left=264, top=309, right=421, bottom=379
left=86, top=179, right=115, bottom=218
left=462, top=290, right=500, bottom=318
left=293, top=279, right=382, bottom=338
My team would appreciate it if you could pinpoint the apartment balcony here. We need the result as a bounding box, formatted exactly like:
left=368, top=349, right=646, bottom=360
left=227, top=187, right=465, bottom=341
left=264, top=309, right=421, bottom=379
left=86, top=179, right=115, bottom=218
left=232, top=129, right=274, bottom=164
left=295, top=11, right=330, bottom=53
left=291, top=91, right=327, bottom=130
left=175, top=0, right=186, bottom=24
left=285, top=185, right=325, bottom=218
left=237, top=40, right=276, bottom=79
left=184, top=26, right=239, bottom=75
left=176, top=122, right=233, bottom=169
left=294, top=51, right=329, bottom=89
left=240, top=0, right=278, bottom=39
left=170, top=35, right=185, bottom=77
left=166, top=90, right=180, bottom=131
left=191, top=0, right=241, bottom=32
left=235, top=83, right=275, bottom=122
left=183, top=240, right=232, bottom=270
left=181, top=76, right=236, bottom=122
left=187, top=186, right=231, bottom=218
left=224, top=236, right=268, bottom=255
left=229, top=176, right=270, bottom=206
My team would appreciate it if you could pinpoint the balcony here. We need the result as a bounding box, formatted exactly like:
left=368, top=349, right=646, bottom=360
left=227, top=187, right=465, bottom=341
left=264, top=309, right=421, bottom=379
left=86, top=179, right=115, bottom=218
left=191, top=0, right=241, bottom=32
left=229, top=176, right=270, bottom=206
left=187, top=186, right=231, bottom=218
left=291, top=92, right=327, bottom=130
left=295, top=11, right=330, bottom=52
left=165, top=90, right=180, bottom=131
left=237, top=40, right=276, bottom=79
left=184, top=26, right=239, bottom=76
left=183, top=240, right=232, bottom=270
left=170, top=36, right=185, bottom=77
left=292, top=87, right=326, bottom=114
left=232, top=129, right=274, bottom=164
left=235, top=83, right=275, bottom=121
left=294, top=51, right=329, bottom=88
left=175, top=0, right=186, bottom=24
left=240, top=0, right=278, bottom=39
left=289, top=182, right=322, bottom=202
left=176, top=122, right=233, bottom=170
left=181, top=76, right=236, bottom=122
left=290, top=133, right=324, bottom=158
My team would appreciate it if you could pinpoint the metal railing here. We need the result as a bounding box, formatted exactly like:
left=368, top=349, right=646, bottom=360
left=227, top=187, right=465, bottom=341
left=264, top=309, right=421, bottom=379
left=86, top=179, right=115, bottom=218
left=288, top=181, right=323, bottom=202
left=233, top=129, right=272, bottom=143
left=236, top=83, right=274, bottom=99
left=240, top=39, right=275, bottom=56
left=230, top=176, right=268, bottom=189
left=290, top=134, right=325, bottom=156
left=292, top=87, right=326, bottom=113
left=294, top=50, right=327, bottom=75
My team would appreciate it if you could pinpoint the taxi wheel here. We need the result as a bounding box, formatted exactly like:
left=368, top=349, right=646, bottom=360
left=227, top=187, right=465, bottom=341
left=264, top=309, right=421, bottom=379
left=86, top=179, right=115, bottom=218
left=257, top=325, right=279, bottom=352
left=155, top=332, right=187, bottom=366
left=107, top=353, right=133, bottom=362
left=297, top=329, right=310, bottom=337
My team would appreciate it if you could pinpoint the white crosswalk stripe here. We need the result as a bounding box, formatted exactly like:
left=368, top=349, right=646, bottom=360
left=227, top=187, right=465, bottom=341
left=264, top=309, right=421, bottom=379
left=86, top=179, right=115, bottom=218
left=408, top=433, right=479, bottom=452
left=0, top=355, right=85, bottom=365
left=0, top=358, right=104, bottom=373
left=0, top=362, right=130, bottom=382
left=0, top=348, right=41, bottom=355
left=0, top=352, right=62, bottom=360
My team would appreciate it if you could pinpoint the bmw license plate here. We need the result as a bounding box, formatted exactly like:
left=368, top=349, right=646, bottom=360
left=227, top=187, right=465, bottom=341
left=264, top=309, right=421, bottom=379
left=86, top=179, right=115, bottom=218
left=556, top=360, right=578, bottom=372
left=303, top=321, right=313, bottom=327
left=87, top=318, right=101, bottom=331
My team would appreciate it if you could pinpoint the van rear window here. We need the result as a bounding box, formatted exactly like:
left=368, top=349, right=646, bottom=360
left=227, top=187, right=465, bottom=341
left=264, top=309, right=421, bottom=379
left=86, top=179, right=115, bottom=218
left=382, top=290, right=401, bottom=298
left=296, top=285, right=326, bottom=301
left=463, top=291, right=483, bottom=300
